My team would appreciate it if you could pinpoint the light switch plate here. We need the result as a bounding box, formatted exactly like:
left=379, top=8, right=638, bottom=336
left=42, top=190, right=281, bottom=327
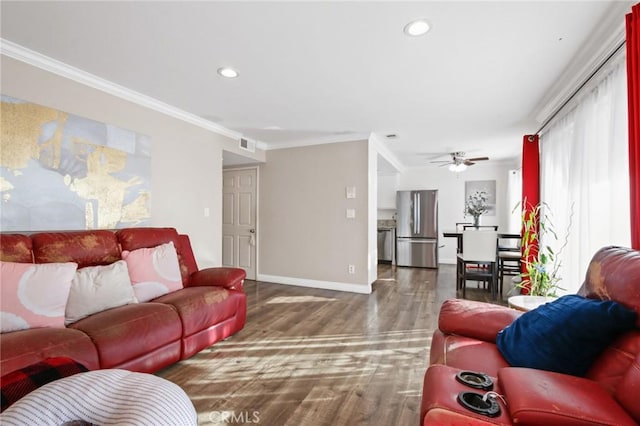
left=346, top=209, right=356, bottom=219
left=346, top=186, right=356, bottom=199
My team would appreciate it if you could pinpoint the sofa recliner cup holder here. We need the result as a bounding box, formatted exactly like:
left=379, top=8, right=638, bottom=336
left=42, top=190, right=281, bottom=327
left=455, top=371, right=493, bottom=390
left=457, top=391, right=501, bottom=417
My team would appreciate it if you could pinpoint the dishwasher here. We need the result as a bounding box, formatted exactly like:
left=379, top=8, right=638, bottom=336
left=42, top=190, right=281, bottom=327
left=377, top=228, right=395, bottom=264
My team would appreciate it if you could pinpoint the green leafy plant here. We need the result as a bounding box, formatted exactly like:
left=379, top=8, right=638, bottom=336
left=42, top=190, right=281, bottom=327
left=515, top=200, right=573, bottom=297
left=464, top=190, right=489, bottom=225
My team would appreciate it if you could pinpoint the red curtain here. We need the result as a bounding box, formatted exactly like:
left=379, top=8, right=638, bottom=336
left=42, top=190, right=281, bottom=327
left=627, top=3, right=640, bottom=250
left=521, top=135, right=540, bottom=294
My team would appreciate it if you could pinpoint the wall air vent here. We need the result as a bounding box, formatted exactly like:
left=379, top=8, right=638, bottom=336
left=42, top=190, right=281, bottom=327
left=239, top=137, right=256, bottom=153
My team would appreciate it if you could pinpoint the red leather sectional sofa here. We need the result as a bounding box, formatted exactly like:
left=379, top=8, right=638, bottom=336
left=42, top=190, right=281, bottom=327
left=421, top=246, right=640, bottom=425
left=0, top=227, right=246, bottom=376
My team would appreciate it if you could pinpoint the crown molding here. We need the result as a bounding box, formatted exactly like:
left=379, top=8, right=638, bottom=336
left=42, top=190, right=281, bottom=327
left=0, top=38, right=252, bottom=142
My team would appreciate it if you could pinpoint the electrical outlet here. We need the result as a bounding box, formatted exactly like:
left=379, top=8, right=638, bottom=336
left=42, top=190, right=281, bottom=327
left=348, top=264, right=355, bottom=274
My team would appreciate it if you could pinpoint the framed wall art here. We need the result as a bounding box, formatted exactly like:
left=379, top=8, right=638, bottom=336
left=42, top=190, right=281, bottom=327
left=1, top=95, right=151, bottom=231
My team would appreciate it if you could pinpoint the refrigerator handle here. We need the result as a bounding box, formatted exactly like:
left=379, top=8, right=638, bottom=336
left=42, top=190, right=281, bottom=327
left=413, top=192, right=418, bottom=234
left=431, top=193, right=437, bottom=234
left=416, top=192, right=421, bottom=234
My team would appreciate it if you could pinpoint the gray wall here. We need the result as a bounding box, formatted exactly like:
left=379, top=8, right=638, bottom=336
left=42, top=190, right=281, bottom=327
left=258, top=140, right=373, bottom=292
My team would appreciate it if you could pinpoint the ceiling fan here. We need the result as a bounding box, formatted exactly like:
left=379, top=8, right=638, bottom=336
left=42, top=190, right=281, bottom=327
left=430, top=151, right=489, bottom=172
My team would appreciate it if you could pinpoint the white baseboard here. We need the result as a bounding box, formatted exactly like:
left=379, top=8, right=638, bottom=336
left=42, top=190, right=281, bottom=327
left=256, top=274, right=372, bottom=294
left=439, top=258, right=457, bottom=265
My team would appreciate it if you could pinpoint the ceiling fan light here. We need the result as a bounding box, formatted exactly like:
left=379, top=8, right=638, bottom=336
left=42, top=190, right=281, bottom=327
left=448, top=163, right=467, bottom=172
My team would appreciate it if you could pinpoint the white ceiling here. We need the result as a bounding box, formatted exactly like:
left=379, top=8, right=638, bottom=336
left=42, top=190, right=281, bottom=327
left=0, top=1, right=628, bottom=169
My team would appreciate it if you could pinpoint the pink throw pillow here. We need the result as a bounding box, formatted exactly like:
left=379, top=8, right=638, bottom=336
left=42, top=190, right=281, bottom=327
left=121, top=241, right=183, bottom=302
left=0, top=261, right=78, bottom=333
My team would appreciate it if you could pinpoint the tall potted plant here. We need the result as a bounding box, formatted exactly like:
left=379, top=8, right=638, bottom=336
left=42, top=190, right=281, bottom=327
left=464, top=190, right=489, bottom=227
left=515, top=200, right=573, bottom=297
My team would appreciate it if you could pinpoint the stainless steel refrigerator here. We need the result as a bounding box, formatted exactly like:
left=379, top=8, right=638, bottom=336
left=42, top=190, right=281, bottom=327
left=396, top=190, right=438, bottom=268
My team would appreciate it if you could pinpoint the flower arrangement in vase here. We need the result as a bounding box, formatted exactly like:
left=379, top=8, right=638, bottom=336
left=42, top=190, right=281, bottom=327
left=464, top=190, right=489, bottom=227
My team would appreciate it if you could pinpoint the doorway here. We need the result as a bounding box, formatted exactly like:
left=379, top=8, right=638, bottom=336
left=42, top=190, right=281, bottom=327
left=222, top=168, right=257, bottom=280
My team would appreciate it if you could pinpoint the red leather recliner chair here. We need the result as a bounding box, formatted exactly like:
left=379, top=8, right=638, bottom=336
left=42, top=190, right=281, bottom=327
left=421, top=246, right=640, bottom=425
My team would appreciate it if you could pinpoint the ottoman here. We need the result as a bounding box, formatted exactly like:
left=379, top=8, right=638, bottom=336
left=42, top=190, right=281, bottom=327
left=0, top=369, right=196, bottom=426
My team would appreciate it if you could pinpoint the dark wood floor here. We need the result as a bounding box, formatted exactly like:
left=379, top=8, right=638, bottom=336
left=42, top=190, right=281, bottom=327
left=157, top=264, right=509, bottom=426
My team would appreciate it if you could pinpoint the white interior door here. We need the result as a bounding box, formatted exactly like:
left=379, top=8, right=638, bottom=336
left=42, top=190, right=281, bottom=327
left=222, top=168, right=257, bottom=280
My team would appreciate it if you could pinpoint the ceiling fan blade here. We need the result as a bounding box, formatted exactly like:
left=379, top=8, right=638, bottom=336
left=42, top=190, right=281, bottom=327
left=465, top=156, right=489, bottom=162
left=463, top=160, right=475, bottom=166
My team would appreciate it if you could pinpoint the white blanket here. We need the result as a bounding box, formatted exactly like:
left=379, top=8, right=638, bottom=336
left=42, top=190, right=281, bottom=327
left=0, top=369, right=197, bottom=426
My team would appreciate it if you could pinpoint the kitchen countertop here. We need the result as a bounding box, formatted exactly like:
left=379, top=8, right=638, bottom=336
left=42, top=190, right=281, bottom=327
left=377, top=220, right=396, bottom=230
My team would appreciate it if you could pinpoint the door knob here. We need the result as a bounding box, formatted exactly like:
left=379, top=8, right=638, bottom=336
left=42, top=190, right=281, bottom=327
left=249, top=229, right=255, bottom=233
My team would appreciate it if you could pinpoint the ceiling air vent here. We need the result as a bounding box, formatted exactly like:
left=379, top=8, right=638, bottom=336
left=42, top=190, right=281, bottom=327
left=239, top=137, right=255, bottom=153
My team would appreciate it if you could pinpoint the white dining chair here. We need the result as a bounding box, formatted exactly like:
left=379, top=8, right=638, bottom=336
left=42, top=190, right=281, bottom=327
left=456, top=230, right=499, bottom=300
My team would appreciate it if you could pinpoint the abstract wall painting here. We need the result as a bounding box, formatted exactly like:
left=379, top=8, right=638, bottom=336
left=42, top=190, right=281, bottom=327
left=0, top=95, right=151, bottom=231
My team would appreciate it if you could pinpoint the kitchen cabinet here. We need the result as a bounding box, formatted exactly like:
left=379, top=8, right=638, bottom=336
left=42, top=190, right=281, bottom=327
left=377, top=174, right=398, bottom=209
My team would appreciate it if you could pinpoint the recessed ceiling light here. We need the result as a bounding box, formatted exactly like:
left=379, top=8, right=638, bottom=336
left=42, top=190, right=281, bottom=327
left=217, top=67, right=239, bottom=78
left=404, top=19, right=430, bottom=37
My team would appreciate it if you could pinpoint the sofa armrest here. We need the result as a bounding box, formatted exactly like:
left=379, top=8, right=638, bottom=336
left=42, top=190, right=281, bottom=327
left=499, top=367, right=637, bottom=425
left=438, top=299, right=522, bottom=343
left=189, top=267, right=246, bottom=291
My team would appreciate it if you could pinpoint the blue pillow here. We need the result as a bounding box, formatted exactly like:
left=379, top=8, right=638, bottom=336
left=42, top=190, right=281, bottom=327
left=496, top=294, right=637, bottom=376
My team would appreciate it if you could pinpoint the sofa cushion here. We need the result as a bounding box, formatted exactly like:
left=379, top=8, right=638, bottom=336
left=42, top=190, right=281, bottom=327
left=1, top=357, right=88, bottom=412
left=122, top=242, right=183, bottom=302
left=499, top=367, right=637, bottom=425
left=65, top=261, right=138, bottom=325
left=496, top=295, right=637, bottom=376
left=1, top=261, right=77, bottom=332
left=0, top=234, right=33, bottom=263
left=69, top=303, right=182, bottom=369
left=31, top=231, right=121, bottom=268
left=0, top=327, right=100, bottom=374
left=578, top=246, right=640, bottom=327
left=153, top=286, right=239, bottom=336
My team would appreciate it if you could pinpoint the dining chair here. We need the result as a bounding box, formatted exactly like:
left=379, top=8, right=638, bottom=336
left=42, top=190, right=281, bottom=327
left=456, top=229, right=498, bottom=300
left=497, top=234, right=522, bottom=295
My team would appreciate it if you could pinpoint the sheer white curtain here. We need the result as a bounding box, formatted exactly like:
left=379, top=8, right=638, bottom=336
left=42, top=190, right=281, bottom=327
left=540, top=53, right=631, bottom=295
left=507, top=169, right=522, bottom=234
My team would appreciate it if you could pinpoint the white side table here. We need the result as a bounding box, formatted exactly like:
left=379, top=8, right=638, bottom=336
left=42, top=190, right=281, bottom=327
left=508, top=295, right=557, bottom=312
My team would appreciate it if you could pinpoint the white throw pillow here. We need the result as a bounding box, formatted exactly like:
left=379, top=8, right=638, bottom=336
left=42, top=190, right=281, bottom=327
left=65, top=260, right=138, bottom=325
